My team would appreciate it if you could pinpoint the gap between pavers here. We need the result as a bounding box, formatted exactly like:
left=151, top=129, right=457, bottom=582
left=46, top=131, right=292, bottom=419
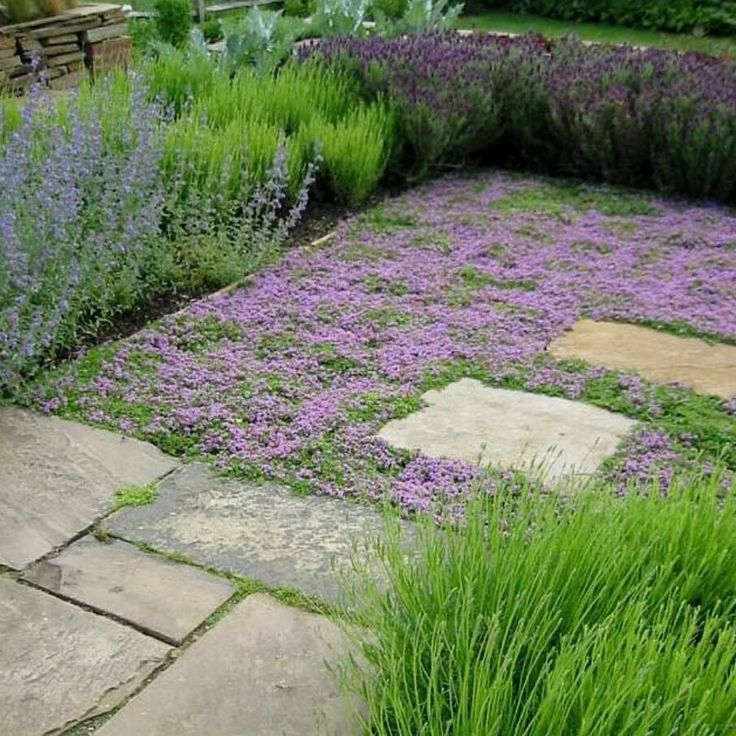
left=377, top=377, right=636, bottom=481
left=0, top=407, right=178, bottom=570
left=0, top=576, right=170, bottom=736
left=95, top=593, right=364, bottom=736
left=549, top=319, right=736, bottom=400
left=102, top=462, right=408, bottom=605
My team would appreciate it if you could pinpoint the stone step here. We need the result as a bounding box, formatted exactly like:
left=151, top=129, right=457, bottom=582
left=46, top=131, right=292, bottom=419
left=0, top=407, right=178, bottom=570
left=24, top=535, right=234, bottom=645
left=549, top=320, right=736, bottom=400
left=96, top=593, right=363, bottom=736
left=377, top=377, right=636, bottom=482
left=0, top=576, right=169, bottom=736
left=102, top=462, right=404, bottom=604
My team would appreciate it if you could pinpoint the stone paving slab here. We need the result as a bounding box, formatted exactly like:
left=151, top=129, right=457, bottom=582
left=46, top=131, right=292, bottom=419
left=377, top=378, right=636, bottom=481
left=0, top=576, right=170, bottom=736
left=96, top=593, right=363, bottom=736
left=103, top=463, right=399, bottom=604
left=24, top=536, right=235, bottom=645
left=0, top=407, right=178, bottom=570
left=549, top=319, right=736, bottom=399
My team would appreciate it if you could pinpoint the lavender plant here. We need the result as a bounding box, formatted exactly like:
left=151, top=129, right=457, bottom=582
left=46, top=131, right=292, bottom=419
left=308, top=33, right=736, bottom=200
left=305, top=33, right=544, bottom=174
left=0, top=78, right=168, bottom=392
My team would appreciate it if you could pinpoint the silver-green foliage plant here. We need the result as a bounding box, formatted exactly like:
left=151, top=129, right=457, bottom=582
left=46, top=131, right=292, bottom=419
left=309, top=0, right=371, bottom=38
left=375, top=0, right=463, bottom=36
left=224, top=7, right=299, bottom=74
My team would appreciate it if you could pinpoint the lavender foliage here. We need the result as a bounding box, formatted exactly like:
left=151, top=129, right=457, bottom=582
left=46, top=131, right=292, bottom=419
left=0, top=79, right=168, bottom=391
left=307, top=33, right=736, bottom=200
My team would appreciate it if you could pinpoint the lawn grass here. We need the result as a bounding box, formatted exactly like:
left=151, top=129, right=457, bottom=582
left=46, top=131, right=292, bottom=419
left=456, top=10, right=736, bottom=57
left=351, top=470, right=736, bottom=735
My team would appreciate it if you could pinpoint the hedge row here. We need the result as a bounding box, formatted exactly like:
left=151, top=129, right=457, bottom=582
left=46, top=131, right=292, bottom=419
left=465, top=0, right=736, bottom=36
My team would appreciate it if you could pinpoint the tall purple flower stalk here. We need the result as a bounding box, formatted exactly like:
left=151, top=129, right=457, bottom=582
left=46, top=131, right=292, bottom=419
left=0, top=76, right=168, bottom=391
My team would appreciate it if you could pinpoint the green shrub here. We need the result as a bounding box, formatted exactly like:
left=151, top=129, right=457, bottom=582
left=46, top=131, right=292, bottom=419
left=128, top=17, right=159, bottom=55
left=353, top=470, right=736, bottom=735
left=371, top=0, right=407, bottom=19
left=6, top=0, right=41, bottom=22
left=484, top=0, right=736, bottom=36
left=308, top=103, right=395, bottom=204
left=154, top=0, right=193, bottom=48
left=142, top=44, right=225, bottom=114
left=284, top=0, right=314, bottom=17
left=176, top=61, right=392, bottom=204
left=201, top=17, right=224, bottom=43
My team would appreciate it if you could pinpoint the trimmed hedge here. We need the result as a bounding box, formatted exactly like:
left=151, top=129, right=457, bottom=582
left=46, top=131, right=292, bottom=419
left=464, top=0, right=736, bottom=36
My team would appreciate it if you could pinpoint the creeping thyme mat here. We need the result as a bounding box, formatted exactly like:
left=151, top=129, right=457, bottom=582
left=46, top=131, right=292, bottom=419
left=31, top=172, right=736, bottom=514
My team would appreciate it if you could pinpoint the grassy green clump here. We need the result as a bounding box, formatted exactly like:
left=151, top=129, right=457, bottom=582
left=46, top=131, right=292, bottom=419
left=353, top=471, right=736, bottom=735
left=308, top=104, right=396, bottom=206
left=145, top=53, right=395, bottom=206
left=113, top=482, right=159, bottom=510
left=490, top=180, right=660, bottom=218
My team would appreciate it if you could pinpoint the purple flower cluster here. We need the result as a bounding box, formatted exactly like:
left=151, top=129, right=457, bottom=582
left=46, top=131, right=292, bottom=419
left=0, top=77, right=168, bottom=390
left=36, top=171, right=736, bottom=513
left=307, top=33, right=736, bottom=200
left=0, top=75, right=314, bottom=393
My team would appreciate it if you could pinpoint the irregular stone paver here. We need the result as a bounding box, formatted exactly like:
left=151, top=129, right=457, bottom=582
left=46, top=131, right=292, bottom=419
left=0, top=407, right=178, bottom=570
left=377, top=378, right=636, bottom=481
left=0, top=576, right=170, bottom=736
left=23, top=536, right=234, bottom=645
left=549, top=319, right=736, bottom=399
left=103, top=463, right=401, bottom=603
left=97, top=593, right=363, bottom=736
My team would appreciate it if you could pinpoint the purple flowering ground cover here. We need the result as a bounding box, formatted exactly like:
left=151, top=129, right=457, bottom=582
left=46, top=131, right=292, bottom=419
left=30, top=171, right=736, bottom=514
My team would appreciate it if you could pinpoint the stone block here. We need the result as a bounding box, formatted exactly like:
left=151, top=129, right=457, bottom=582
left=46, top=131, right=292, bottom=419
left=25, top=536, right=235, bottom=645
left=549, top=320, right=736, bottom=399
left=96, top=594, right=363, bottom=736
left=377, top=378, right=636, bottom=481
left=0, top=577, right=169, bottom=736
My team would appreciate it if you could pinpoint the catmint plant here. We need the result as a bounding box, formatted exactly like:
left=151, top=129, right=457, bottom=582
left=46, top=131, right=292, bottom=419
left=0, top=77, right=168, bottom=392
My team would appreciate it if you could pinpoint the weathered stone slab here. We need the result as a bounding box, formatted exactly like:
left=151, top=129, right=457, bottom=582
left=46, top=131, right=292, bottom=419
left=0, top=407, right=178, bottom=570
left=97, top=594, right=362, bottom=736
left=0, top=577, right=169, bottom=736
left=24, top=536, right=234, bottom=644
left=103, top=463, right=397, bottom=603
left=84, top=22, right=128, bottom=42
left=377, top=378, right=636, bottom=481
left=549, top=319, right=736, bottom=399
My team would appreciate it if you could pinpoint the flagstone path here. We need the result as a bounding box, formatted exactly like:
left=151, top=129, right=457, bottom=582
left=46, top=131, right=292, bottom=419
left=550, top=320, right=736, bottom=400
left=0, top=408, right=369, bottom=736
left=377, top=378, right=636, bottom=482
left=0, top=407, right=177, bottom=570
